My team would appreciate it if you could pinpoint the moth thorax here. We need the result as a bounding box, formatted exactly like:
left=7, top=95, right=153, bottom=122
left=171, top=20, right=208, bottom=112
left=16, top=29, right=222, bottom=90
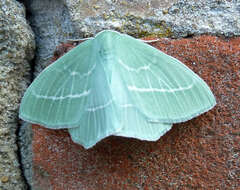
left=95, top=32, right=117, bottom=58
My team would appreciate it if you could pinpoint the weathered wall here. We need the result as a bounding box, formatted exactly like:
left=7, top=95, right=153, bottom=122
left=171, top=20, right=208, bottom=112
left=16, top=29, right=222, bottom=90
left=0, top=0, right=35, bottom=189
left=1, top=0, right=239, bottom=189
left=25, top=0, right=240, bottom=76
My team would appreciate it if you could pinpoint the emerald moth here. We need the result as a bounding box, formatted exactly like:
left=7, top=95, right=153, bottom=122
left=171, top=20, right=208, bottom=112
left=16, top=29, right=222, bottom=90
left=19, top=30, right=216, bottom=149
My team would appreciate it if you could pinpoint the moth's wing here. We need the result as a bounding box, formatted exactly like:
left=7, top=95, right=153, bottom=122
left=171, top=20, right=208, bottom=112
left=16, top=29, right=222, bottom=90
left=68, top=59, right=122, bottom=149
left=68, top=102, right=121, bottom=149
left=68, top=67, right=172, bottom=149
left=115, top=34, right=216, bottom=123
left=114, top=107, right=172, bottom=141
left=19, top=40, right=96, bottom=128
left=111, top=70, right=172, bottom=141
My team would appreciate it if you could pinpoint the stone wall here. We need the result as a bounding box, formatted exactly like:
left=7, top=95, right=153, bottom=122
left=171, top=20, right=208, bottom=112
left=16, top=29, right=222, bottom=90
left=0, top=0, right=239, bottom=189
left=0, top=0, right=35, bottom=189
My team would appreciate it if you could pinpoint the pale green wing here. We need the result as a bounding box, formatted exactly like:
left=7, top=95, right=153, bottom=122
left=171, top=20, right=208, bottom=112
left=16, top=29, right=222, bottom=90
left=68, top=55, right=122, bottom=148
left=68, top=65, right=172, bottom=149
left=68, top=102, right=121, bottom=149
left=114, top=107, right=172, bottom=141
left=68, top=95, right=121, bottom=149
left=19, top=39, right=97, bottom=128
left=115, top=34, right=216, bottom=123
left=111, top=69, right=172, bottom=141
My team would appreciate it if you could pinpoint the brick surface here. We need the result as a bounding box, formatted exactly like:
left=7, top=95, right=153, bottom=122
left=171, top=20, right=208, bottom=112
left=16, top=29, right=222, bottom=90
left=32, top=35, right=240, bottom=189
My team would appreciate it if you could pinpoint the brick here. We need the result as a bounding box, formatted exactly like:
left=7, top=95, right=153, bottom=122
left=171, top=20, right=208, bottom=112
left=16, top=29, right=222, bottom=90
left=32, top=35, right=240, bottom=189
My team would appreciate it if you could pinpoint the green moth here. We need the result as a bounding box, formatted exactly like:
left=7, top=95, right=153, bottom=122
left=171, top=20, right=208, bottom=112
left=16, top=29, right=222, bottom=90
left=19, top=30, right=216, bottom=149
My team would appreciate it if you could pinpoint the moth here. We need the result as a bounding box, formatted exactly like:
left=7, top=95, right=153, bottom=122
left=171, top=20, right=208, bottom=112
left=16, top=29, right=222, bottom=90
left=19, top=30, right=216, bottom=149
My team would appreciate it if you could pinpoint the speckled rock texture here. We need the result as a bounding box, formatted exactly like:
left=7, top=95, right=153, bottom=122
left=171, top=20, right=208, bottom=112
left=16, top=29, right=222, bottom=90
left=0, top=0, right=35, bottom=189
left=66, top=0, right=240, bottom=37
left=31, top=35, right=239, bottom=190
left=24, top=0, right=240, bottom=76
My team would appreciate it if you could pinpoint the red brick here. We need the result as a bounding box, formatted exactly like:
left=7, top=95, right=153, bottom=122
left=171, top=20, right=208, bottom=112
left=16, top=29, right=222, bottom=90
left=32, top=35, right=240, bottom=189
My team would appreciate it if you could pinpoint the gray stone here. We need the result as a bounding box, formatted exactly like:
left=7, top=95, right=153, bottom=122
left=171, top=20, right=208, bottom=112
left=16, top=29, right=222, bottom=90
left=18, top=122, right=33, bottom=187
left=69, top=0, right=240, bottom=38
left=24, top=0, right=75, bottom=76
left=0, top=0, right=35, bottom=189
left=25, top=0, right=240, bottom=77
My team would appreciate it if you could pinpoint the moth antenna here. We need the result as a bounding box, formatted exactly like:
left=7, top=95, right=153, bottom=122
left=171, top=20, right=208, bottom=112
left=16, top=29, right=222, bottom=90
left=66, top=37, right=94, bottom=42
left=140, top=39, right=160, bottom=43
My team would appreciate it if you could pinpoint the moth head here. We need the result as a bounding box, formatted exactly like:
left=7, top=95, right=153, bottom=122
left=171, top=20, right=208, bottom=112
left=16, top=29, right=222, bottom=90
left=94, top=30, right=120, bottom=54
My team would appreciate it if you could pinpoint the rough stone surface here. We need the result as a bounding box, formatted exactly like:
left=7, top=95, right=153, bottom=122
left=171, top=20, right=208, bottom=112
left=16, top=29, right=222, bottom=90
left=32, top=35, right=239, bottom=189
left=0, top=0, right=35, bottom=189
left=18, top=122, right=33, bottom=187
left=23, top=0, right=76, bottom=76
left=24, top=0, right=240, bottom=76
left=66, top=0, right=240, bottom=38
